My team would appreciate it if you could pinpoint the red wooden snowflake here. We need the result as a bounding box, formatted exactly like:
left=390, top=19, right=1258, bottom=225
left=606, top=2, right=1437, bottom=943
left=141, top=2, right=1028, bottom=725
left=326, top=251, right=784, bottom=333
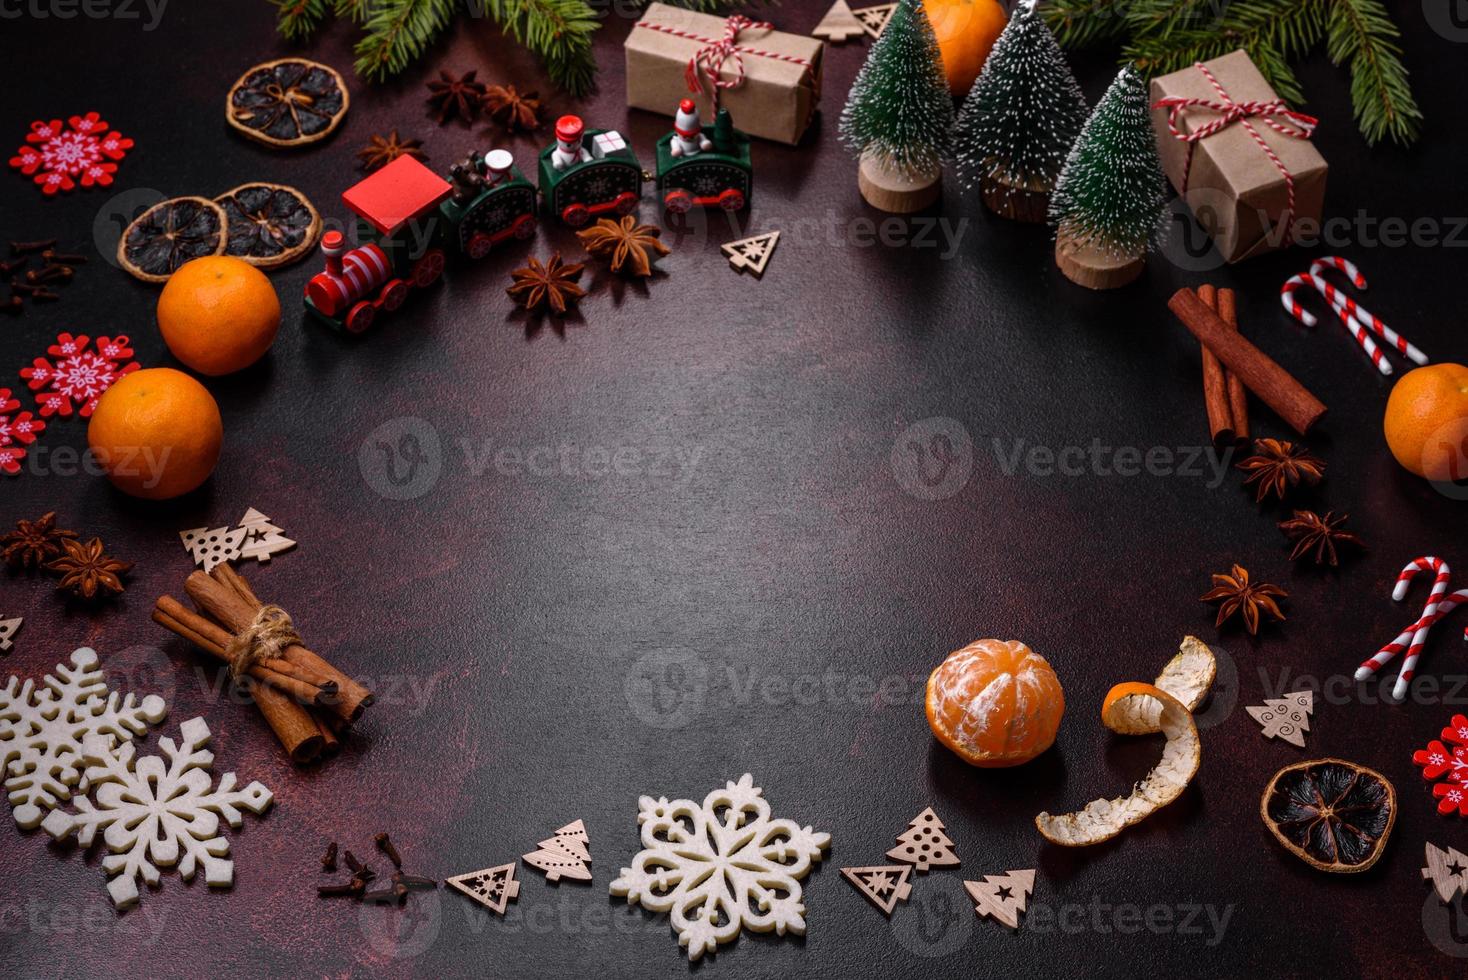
left=8, top=112, right=133, bottom=195
left=1413, top=713, right=1468, bottom=817
left=0, top=387, right=45, bottom=476
left=20, top=333, right=139, bottom=419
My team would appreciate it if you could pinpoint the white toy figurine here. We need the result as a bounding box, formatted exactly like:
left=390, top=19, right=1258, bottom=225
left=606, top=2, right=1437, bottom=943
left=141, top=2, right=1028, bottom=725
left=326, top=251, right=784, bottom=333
left=669, top=99, right=712, bottom=159
left=551, top=115, right=590, bottom=171
left=483, top=148, right=514, bottom=185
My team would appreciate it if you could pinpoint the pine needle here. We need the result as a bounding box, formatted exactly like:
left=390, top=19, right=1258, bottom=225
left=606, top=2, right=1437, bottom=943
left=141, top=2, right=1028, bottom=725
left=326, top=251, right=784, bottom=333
left=1040, top=0, right=1421, bottom=145
left=480, top=0, right=601, bottom=97
left=273, top=0, right=331, bottom=40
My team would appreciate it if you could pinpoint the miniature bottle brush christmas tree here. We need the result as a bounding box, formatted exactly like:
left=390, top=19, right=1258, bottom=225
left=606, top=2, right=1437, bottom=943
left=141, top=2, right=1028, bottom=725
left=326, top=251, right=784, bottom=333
left=838, top=0, right=954, bottom=213
left=954, top=2, right=1089, bottom=222
left=1048, top=65, right=1167, bottom=289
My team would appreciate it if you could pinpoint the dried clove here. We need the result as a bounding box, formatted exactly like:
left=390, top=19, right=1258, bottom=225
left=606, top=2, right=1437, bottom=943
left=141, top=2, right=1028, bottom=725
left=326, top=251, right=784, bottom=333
left=40, top=250, right=86, bottom=264
left=394, top=872, right=437, bottom=891
left=0, top=258, right=25, bottom=274
left=11, top=239, right=56, bottom=255
left=2, top=295, right=22, bottom=314
left=321, top=841, right=338, bottom=872
left=30, top=289, right=60, bottom=302
left=374, top=832, right=403, bottom=869
left=9, top=280, right=40, bottom=295
left=318, top=880, right=365, bottom=898
left=26, top=264, right=72, bottom=284
left=343, top=849, right=364, bottom=874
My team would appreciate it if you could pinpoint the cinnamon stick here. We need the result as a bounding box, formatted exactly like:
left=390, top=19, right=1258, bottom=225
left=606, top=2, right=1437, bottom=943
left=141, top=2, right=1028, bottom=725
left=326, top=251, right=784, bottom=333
left=151, top=601, right=322, bottom=763
left=311, top=709, right=341, bottom=756
left=153, top=597, right=337, bottom=701
left=1169, top=288, right=1326, bottom=435
left=211, top=564, right=374, bottom=718
left=1217, top=288, right=1250, bottom=442
left=1197, top=285, right=1234, bottom=446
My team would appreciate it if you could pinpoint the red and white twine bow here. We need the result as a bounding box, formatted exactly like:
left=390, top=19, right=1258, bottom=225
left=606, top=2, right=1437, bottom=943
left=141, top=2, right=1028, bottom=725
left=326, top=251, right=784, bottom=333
left=636, top=14, right=812, bottom=102
left=1152, top=62, right=1319, bottom=245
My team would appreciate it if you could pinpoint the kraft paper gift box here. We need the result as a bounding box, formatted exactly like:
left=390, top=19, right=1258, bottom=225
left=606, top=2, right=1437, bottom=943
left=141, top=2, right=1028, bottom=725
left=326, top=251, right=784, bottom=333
left=625, top=3, right=823, bottom=146
left=1149, top=49, right=1327, bottom=263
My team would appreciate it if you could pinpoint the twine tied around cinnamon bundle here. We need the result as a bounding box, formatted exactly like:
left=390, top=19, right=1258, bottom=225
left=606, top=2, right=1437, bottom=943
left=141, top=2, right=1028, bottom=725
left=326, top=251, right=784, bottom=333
left=225, top=604, right=303, bottom=681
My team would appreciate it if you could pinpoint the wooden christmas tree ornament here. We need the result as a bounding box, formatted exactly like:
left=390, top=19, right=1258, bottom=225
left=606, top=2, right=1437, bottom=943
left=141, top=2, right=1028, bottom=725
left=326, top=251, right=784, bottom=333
left=180, top=526, right=248, bottom=573
left=522, top=819, right=592, bottom=882
left=1055, top=227, right=1144, bottom=290
left=237, top=507, right=296, bottom=563
left=814, top=0, right=866, bottom=42
left=446, top=862, right=521, bottom=914
left=722, top=231, right=780, bottom=277
left=886, top=806, right=960, bottom=871
left=964, top=869, right=1035, bottom=929
left=853, top=3, right=896, bottom=38
left=841, top=864, right=913, bottom=915
left=1422, top=842, right=1468, bottom=903
left=1246, top=690, right=1313, bottom=747
left=0, top=616, right=21, bottom=653
left=858, top=151, right=940, bottom=214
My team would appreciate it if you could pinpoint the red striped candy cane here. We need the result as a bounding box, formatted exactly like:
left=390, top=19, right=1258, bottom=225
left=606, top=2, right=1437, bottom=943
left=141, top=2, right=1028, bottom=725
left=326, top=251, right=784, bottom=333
left=1372, top=589, right=1468, bottom=665
left=1281, top=271, right=1390, bottom=374
left=1309, top=255, right=1367, bottom=289
left=1308, top=260, right=1428, bottom=366
left=1357, top=557, right=1455, bottom=700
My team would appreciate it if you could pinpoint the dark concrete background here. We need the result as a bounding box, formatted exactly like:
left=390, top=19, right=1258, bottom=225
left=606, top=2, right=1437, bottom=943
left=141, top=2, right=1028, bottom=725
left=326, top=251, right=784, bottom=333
left=2, top=1, right=1466, bottom=977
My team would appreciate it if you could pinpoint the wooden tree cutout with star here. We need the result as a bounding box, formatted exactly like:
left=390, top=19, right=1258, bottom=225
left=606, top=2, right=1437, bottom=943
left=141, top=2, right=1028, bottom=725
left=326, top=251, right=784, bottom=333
left=838, top=0, right=954, bottom=213
left=841, top=864, right=914, bottom=915
left=964, top=869, right=1035, bottom=929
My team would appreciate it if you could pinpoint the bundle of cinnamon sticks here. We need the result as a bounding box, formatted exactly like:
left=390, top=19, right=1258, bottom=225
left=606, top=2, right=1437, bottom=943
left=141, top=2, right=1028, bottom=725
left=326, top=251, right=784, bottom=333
left=1170, top=287, right=1327, bottom=437
left=152, top=564, right=373, bottom=763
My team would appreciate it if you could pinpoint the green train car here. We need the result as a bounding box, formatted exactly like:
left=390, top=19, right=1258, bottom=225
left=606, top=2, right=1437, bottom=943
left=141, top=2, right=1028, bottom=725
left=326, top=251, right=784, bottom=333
left=537, top=116, right=644, bottom=227
left=655, top=108, right=752, bottom=213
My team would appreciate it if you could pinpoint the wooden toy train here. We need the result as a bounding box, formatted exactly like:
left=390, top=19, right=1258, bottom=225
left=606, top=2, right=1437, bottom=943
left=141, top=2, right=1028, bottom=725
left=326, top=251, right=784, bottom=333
left=306, top=103, right=753, bottom=333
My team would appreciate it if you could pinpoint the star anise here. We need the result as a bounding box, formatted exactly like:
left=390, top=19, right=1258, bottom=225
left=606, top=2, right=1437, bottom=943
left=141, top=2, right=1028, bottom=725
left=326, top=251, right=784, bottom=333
left=576, top=216, right=670, bottom=278
left=507, top=252, right=586, bottom=315
left=1278, top=510, right=1365, bottom=566
left=1, top=511, right=77, bottom=570
left=482, top=84, right=541, bottom=131
left=357, top=130, right=427, bottom=172
left=426, top=69, right=488, bottom=125
left=45, top=537, right=132, bottom=600
left=1201, top=563, right=1287, bottom=635
left=1236, top=438, right=1325, bottom=502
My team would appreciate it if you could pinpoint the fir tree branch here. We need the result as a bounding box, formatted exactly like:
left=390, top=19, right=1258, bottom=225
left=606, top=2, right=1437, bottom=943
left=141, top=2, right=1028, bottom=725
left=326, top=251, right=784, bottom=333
left=1327, top=0, right=1421, bottom=145
left=481, top=0, right=601, bottom=97
left=354, top=0, right=457, bottom=82
left=1038, top=0, right=1129, bottom=49
left=334, top=0, right=371, bottom=22
left=273, top=0, right=331, bottom=40
left=658, top=0, right=766, bottom=12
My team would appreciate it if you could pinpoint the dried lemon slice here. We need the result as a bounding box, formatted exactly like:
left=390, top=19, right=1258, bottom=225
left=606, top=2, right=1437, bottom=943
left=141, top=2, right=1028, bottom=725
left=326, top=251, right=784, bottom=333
left=227, top=59, right=348, bottom=148
left=1034, top=637, right=1215, bottom=847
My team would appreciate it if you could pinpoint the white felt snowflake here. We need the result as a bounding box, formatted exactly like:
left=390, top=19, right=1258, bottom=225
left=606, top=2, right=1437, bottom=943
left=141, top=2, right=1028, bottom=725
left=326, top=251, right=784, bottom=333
left=1, top=647, right=166, bottom=829
left=42, top=716, right=272, bottom=909
left=610, top=773, right=830, bottom=961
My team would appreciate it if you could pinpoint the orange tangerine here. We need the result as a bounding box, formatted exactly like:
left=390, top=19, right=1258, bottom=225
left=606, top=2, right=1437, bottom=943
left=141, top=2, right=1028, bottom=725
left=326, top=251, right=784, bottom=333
left=925, top=638, right=1064, bottom=767
left=156, top=255, right=280, bottom=376
left=1382, top=362, right=1468, bottom=481
left=87, top=368, right=222, bottom=500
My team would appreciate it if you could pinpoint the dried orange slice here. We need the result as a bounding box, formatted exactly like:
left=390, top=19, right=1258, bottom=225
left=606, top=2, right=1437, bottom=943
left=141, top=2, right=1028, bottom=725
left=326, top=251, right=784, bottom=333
left=1261, top=758, right=1395, bottom=873
left=1035, top=636, right=1215, bottom=846
left=214, top=183, right=321, bottom=269
left=117, top=196, right=227, bottom=283
left=227, top=58, right=348, bottom=148
left=925, top=639, right=1065, bottom=767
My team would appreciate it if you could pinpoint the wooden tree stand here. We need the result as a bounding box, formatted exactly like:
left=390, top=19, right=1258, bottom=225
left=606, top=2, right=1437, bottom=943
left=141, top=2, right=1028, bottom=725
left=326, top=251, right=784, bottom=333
left=858, top=151, right=941, bottom=213
left=979, top=173, right=1050, bottom=224
left=1055, top=229, right=1144, bottom=290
